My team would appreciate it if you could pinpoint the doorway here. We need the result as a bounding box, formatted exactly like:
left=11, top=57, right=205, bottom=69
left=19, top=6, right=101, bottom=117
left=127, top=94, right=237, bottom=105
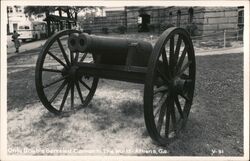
left=138, top=14, right=150, bottom=32
left=13, top=23, right=18, bottom=32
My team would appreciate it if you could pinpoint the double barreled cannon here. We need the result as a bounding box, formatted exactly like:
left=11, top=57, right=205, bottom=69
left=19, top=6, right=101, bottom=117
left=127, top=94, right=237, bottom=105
left=68, top=33, right=152, bottom=67
left=35, top=27, right=196, bottom=146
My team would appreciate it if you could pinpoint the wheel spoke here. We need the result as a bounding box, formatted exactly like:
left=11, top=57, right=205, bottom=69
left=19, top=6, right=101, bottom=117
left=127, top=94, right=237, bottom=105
left=156, top=101, right=167, bottom=133
left=181, top=79, right=193, bottom=95
left=176, top=46, right=187, bottom=72
left=42, top=68, right=62, bottom=73
left=156, top=95, right=169, bottom=133
left=43, top=75, right=68, bottom=88
left=70, top=51, right=74, bottom=63
left=80, top=53, right=88, bottom=62
left=154, top=93, right=168, bottom=117
left=71, top=81, right=74, bottom=109
left=174, top=95, right=184, bottom=119
left=75, top=52, right=79, bottom=62
left=164, top=97, right=171, bottom=138
left=75, top=81, right=84, bottom=104
left=170, top=99, right=177, bottom=134
left=154, top=85, right=168, bottom=94
left=57, top=38, right=70, bottom=66
left=174, top=35, right=182, bottom=65
left=59, top=82, right=71, bottom=112
left=177, top=61, right=192, bottom=76
left=169, top=36, right=175, bottom=74
left=161, top=49, right=170, bottom=78
left=47, top=51, right=67, bottom=68
left=49, top=80, right=67, bottom=103
left=157, top=67, right=169, bottom=84
left=179, top=93, right=191, bottom=102
left=180, top=73, right=189, bottom=79
left=79, top=79, right=91, bottom=90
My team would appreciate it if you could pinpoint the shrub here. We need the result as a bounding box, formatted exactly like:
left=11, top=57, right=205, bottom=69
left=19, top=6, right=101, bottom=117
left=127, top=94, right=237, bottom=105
left=160, top=23, right=174, bottom=32
left=82, top=29, right=92, bottom=35
left=148, top=23, right=160, bottom=32
left=117, top=25, right=126, bottom=34
left=186, top=23, right=199, bottom=36
left=102, top=27, right=109, bottom=34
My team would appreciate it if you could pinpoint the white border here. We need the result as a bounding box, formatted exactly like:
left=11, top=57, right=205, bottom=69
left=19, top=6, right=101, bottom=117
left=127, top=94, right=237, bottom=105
left=1, top=1, right=249, bottom=161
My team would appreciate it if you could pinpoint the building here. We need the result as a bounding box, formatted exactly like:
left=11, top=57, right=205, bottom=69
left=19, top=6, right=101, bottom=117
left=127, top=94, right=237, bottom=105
left=7, top=6, right=82, bottom=37
left=7, top=5, right=45, bottom=34
left=81, top=6, right=244, bottom=38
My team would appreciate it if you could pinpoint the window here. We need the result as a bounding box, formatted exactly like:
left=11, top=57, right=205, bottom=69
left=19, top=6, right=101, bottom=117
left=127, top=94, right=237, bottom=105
left=14, top=6, right=21, bottom=12
left=188, top=8, right=194, bottom=23
left=238, top=9, right=244, bottom=35
left=7, top=6, right=13, bottom=13
left=238, top=10, right=244, bottom=25
left=169, top=12, right=172, bottom=24
left=177, top=10, right=181, bottom=27
left=19, top=26, right=30, bottom=30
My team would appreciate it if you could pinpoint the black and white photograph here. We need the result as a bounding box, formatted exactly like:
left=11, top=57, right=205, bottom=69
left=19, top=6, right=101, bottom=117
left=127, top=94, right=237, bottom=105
left=0, top=0, right=249, bottom=160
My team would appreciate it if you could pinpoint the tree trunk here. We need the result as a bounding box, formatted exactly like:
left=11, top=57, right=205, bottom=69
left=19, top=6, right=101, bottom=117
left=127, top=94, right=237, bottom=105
left=45, top=11, right=51, bottom=37
left=58, top=7, right=63, bottom=30
left=66, top=9, right=71, bottom=29
left=74, top=12, right=77, bottom=26
left=124, top=6, right=127, bottom=29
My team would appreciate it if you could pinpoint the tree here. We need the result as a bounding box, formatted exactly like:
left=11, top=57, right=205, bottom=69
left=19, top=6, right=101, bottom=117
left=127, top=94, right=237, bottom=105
left=59, top=6, right=99, bottom=26
left=24, top=6, right=56, bottom=36
left=25, top=6, right=102, bottom=35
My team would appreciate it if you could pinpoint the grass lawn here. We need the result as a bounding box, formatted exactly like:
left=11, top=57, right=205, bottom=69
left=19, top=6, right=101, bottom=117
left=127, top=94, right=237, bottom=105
left=7, top=45, right=243, bottom=156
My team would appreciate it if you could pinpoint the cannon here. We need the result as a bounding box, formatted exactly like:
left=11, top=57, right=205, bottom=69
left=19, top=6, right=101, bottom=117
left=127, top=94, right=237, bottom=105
left=35, top=27, right=196, bottom=146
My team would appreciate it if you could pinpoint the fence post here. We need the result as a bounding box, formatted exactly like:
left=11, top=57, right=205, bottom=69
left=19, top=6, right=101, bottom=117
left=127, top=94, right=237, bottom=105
left=236, top=29, right=239, bottom=41
left=224, top=29, right=226, bottom=48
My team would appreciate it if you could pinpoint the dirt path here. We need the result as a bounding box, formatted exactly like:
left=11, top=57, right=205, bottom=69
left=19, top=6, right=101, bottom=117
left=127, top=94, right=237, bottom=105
left=7, top=45, right=243, bottom=156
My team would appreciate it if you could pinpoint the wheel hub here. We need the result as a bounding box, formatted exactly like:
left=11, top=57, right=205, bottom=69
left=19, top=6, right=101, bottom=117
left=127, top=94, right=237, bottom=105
left=62, top=65, right=79, bottom=81
left=170, top=77, right=186, bottom=93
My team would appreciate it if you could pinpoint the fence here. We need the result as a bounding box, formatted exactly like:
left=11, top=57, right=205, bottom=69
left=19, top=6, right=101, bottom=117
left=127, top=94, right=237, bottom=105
left=191, top=28, right=243, bottom=48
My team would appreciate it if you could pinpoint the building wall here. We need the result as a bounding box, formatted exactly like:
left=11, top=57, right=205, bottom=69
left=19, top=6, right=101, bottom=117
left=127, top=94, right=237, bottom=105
left=202, top=7, right=238, bottom=35
left=8, top=6, right=28, bottom=33
left=81, top=10, right=125, bottom=33
left=7, top=6, right=46, bottom=33
left=77, top=6, right=243, bottom=37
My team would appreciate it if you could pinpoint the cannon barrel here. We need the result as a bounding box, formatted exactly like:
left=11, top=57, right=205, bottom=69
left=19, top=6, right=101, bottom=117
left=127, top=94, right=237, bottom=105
left=68, top=33, right=153, bottom=66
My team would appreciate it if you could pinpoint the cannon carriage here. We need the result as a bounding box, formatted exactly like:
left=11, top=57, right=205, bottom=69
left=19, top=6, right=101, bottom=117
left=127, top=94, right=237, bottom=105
left=35, top=27, right=196, bottom=146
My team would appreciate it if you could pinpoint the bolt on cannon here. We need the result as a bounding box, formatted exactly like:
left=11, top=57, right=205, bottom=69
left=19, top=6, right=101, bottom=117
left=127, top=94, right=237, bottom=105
left=35, top=27, right=196, bottom=146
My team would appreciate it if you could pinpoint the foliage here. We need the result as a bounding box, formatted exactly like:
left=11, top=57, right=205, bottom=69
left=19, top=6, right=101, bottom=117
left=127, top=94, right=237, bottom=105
left=160, top=22, right=174, bottom=32
left=83, top=29, right=92, bottom=35
left=117, top=25, right=126, bottom=34
left=24, top=6, right=101, bottom=20
left=24, top=6, right=102, bottom=36
left=148, top=23, right=160, bottom=32
left=186, top=22, right=200, bottom=36
left=102, top=27, right=109, bottom=34
left=24, top=6, right=56, bottom=16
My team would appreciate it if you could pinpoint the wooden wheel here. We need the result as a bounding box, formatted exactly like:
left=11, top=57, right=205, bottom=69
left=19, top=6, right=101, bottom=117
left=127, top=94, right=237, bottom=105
left=35, top=30, right=99, bottom=115
left=144, top=27, right=196, bottom=145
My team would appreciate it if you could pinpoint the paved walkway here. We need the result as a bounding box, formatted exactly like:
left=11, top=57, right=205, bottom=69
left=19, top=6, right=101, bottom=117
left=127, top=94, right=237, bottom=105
left=196, top=46, right=243, bottom=56
left=7, top=38, right=47, bottom=59
left=7, top=35, right=243, bottom=64
left=7, top=46, right=243, bottom=69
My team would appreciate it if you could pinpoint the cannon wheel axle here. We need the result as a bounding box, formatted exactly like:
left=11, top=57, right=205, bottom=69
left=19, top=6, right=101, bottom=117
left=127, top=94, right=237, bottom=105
left=144, top=27, right=196, bottom=146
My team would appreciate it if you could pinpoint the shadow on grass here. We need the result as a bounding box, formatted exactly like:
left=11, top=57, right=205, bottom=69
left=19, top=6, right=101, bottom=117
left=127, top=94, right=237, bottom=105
left=7, top=52, right=243, bottom=156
